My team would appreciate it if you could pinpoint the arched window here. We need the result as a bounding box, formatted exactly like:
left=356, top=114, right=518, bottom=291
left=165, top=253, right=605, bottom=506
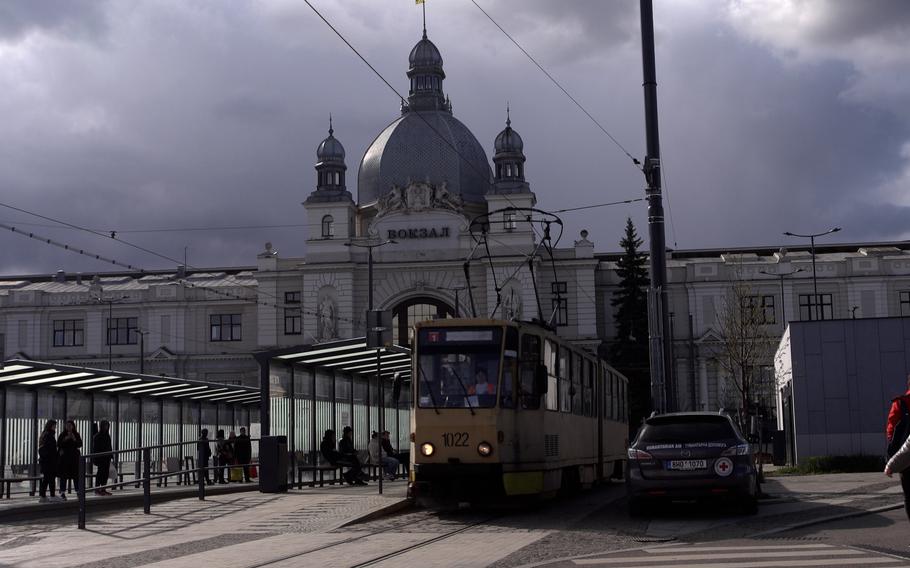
left=391, top=297, right=454, bottom=347
left=321, top=215, right=334, bottom=239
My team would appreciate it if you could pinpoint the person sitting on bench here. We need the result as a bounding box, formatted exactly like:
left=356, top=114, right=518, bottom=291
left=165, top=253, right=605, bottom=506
left=320, top=429, right=366, bottom=486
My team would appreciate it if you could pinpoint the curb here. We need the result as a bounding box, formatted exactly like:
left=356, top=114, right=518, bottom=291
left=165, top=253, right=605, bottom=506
left=749, top=501, right=905, bottom=537
left=0, top=483, right=259, bottom=522
left=337, top=498, right=413, bottom=528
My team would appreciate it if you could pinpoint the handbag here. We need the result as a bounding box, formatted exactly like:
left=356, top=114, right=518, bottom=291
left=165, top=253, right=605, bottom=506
left=109, top=462, right=118, bottom=482
left=229, top=466, right=243, bottom=482
left=249, top=465, right=258, bottom=478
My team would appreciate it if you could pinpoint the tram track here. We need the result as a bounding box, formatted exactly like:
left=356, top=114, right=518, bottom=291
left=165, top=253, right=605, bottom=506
left=246, top=512, right=501, bottom=568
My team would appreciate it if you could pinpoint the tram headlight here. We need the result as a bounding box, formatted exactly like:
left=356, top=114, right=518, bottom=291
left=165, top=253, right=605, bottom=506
left=477, top=441, right=493, bottom=457
left=420, top=442, right=435, bottom=457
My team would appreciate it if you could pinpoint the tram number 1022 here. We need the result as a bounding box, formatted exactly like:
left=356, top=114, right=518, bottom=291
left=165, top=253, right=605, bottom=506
left=441, top=432, right=469, bottom=447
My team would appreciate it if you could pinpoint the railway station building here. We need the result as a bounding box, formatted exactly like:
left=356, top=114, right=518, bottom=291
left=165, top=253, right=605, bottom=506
left=2, top=30, right=910, bottom=471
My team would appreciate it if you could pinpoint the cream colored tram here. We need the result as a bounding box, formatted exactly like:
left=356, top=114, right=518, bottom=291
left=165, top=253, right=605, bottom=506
left=408, top=318, right=629, bottom=504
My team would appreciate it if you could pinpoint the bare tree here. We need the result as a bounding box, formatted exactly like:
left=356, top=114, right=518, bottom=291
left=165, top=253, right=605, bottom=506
left=715, top=269, right=776, bottom=426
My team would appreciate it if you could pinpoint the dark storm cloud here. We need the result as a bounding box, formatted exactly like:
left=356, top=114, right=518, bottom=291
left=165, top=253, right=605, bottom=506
left=0, top=0, right=109, bottom=42
left=0, top=1, right=908, bottom=277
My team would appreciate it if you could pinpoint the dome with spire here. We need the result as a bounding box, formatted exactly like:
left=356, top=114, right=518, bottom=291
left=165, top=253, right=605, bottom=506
left=357, top=32, right=491, bottom=206
left=409, top=32, right=444, bottom=70
left=494, top=112, right=524, bottom=155
left=316, top=118, right=345, bottom=165
left=492, top=108, right=529, bottom=194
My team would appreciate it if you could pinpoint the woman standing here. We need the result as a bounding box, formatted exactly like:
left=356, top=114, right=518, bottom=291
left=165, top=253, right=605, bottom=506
left=57, top=420, right=83, bottom=499
left=38, top=420, right=59, bottom=503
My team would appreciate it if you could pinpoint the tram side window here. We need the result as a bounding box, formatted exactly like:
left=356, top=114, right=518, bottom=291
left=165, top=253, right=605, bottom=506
left=501, top=327, right=518, bottom=409
left=559, top=346, right=571, bottom=413
left=606, top=370, right=615, bottom=420
left=520, top=334, right=541, bottom=410
left=572, top=353, right=583, bottom=415
left=584, top=360, right=593, bottom=417
left=544, top=340, right=559, bottom=411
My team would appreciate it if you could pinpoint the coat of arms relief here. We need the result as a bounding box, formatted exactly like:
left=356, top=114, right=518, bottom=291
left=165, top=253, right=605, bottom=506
left=375, top=180, right=463, bottom=218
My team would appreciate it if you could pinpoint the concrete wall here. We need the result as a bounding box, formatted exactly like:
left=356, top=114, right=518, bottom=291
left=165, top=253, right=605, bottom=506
left=781, top=317, right=910, bottom=461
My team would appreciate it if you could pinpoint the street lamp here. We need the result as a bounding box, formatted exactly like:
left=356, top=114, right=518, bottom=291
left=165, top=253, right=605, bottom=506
left=758, top=268, right=804, bottom=326
left=783, top=227, right=841, bottom=321
left=344, top=238, right=395, bottom=496
left=92, top=291, right=129, bottom=371
left=343, top=239, right=396, bottom=311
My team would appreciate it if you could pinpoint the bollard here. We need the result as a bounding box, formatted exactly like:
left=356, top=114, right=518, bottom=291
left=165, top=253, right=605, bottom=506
left=142, top=448, right=151, bottom=515
left=77, top=456, right=86, bottom=529
left=197, top=447, right=205, bottom=501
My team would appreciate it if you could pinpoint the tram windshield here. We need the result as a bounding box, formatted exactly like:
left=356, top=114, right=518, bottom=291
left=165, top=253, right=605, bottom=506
left=416, top=327, right=502, bottom=409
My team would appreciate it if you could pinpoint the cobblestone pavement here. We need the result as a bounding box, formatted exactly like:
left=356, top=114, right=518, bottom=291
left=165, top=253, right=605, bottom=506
left=0, top=473, right=902, bottom=568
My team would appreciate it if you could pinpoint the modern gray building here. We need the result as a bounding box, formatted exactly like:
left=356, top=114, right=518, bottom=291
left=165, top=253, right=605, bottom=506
left=774, top=317, right=910, bottom=462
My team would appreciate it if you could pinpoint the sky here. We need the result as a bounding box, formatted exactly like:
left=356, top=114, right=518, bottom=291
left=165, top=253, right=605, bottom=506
left=1, top=0, right=908, bottom=276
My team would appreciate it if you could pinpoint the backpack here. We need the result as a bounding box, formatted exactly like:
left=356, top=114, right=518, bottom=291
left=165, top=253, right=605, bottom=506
left=888, top=398, right=910, bottom=458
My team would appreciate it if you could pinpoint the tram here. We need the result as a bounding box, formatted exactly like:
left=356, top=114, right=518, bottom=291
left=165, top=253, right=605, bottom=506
left=408, top=318, right=629, bottom=504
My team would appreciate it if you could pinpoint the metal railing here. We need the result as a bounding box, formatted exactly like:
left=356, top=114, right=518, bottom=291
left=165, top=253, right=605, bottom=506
left=76, top=438, right=260, bottom=529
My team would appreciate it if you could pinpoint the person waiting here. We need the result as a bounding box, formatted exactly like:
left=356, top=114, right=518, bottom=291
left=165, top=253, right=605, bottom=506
left=369, top=431, right=399, bottom=481
left=214, top=430, right=232, bottom=484
left=198, top=429, right=213, bottom=485
left=320, top=429, right=366, bottom=486
left=57, top=419, right=82, bottom=498
left=92, top=420, right=113, bottom=496
left=381, top=430, right=408, bottom=475
left=235, top=427, right=253, bottom=482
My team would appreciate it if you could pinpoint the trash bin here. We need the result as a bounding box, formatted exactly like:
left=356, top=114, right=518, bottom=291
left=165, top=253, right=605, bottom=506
left=771, top=430, right=787, bottom=466
left=259, top=435, right=288, bottom=493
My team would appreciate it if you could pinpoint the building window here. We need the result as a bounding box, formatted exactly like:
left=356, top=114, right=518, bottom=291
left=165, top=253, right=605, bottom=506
left=741, top=295, right=775, bottom=325
left=503, top=212, right=516, bottom=231
left=53, top=319, right=84, bottom=347
left=551, top=282, right=568, bottom=326
left=107, top=317, right=138, bottom=346
left=210, top=314, right=242, bottom=342
left=321, top=215, right=334, bottom=239
left=798, top=293, right=833, bottom=321
left=284, top=291, right=302, bottom=335
left=901, top=291, right=910, bottom=317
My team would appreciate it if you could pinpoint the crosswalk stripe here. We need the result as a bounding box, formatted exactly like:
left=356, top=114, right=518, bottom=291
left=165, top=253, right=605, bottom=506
left=572, top=548, right=886, bottom=565
left=644, top=544, right=833, bottom=553
left=573, top=559, right=905, bottom=568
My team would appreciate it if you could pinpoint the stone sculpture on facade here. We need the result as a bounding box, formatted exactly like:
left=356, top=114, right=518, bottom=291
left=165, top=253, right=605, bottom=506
left=317, top=297, right=337, bottom=340
left=375, top=180, right=463, bottom=219
left=501, top=288, right=522, bottom=321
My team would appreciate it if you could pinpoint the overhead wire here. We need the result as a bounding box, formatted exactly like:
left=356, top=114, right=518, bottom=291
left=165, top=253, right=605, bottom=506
left=471, top=0, right=682, bottom=247
left=0, top=221, right=365, bottom=326
left=470, top=0, right=641, bottom=171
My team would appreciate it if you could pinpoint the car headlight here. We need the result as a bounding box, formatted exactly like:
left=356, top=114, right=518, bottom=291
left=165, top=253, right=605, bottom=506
left=477, top=442, right=493, bottom=457
left=420, top=442, right=435, bottom=457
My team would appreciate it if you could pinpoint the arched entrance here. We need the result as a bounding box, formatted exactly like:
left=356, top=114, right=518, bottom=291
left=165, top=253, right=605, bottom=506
left=391, top=297, right=454, bottom=347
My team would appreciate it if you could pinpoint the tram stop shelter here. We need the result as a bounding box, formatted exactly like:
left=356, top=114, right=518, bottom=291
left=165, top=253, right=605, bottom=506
left=0, top=359, right=260, bottom=495
left=255, top=338, right=412, bottom=470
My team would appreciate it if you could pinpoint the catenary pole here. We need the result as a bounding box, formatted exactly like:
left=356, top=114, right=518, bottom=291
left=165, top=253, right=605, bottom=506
left=640, top=0, right=674, bottom=412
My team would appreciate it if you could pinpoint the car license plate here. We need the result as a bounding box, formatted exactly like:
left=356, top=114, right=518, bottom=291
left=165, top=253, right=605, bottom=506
left=666, top=459, right=707, bottom=471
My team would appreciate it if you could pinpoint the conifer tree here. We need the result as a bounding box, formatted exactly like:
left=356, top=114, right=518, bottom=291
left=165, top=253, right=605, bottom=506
left=609, top=218, right=651, bottom=433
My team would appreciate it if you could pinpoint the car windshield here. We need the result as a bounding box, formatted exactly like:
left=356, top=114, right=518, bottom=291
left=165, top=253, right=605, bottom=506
left=637, top=416, right=738, bottom=444
left=416, top=327, right=502, bottom=409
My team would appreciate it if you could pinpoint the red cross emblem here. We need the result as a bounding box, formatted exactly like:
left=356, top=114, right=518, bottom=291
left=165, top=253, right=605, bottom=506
left=715, top=457, right=733, bottom=477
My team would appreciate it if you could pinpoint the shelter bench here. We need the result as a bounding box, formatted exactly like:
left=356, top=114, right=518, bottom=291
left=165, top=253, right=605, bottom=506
left=296, top=464, right=343, bottom=488
left=1, top=476, right=42, bottom=499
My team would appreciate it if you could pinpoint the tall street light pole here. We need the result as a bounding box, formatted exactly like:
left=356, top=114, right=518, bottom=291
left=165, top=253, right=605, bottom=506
left=783, top=228, right=841, bottom=321
left=758, top=268, right=804, bottom=326
left=345, top=238, right=395, bottom=495
left=640, top=0, right=673, bottom=413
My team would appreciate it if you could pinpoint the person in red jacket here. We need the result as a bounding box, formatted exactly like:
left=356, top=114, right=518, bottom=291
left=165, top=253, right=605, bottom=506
left=886, top=374, right=910, bottom=442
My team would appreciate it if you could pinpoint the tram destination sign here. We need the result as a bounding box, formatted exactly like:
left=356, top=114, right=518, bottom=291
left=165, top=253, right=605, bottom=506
left=387, top=226, right=451, bottom=240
